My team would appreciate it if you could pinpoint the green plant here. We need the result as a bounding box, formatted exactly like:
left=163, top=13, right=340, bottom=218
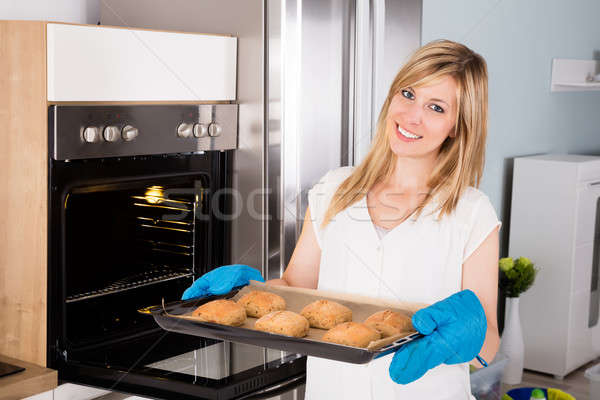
left=498, top=257, right=538, bottom=298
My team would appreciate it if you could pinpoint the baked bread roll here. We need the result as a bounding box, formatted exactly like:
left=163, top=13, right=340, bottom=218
left=300, top=299, right=352, bottom=329
left=254, top=310, right=310, bottom=337
left=191, top=299, right=247, bottom=326
left=322, top=322, right=381, bottom=348
left=237, top=290, right=286, bottom=318
left=364, top=309, right=413, bottom=338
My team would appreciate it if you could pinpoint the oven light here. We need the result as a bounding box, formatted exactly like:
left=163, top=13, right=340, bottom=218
left=144, top=186, right=165, bottom=204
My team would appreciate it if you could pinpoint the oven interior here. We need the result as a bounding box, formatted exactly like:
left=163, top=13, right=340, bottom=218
left=62, top=176, right=209, bottom=349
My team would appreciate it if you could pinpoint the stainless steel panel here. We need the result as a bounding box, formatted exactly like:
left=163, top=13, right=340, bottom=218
left=268, top=0, right=357, bottom=276
left=266, top=0, right=282, bottom=280
left=101, top=0, right=265, bottom=273
left=354, top=0, right=422, bottom=164
left=373, top=0, right=422, bottom=118
left=52, top=104, right=238, bottom=160
left=353, top=0, right=374, bottom=165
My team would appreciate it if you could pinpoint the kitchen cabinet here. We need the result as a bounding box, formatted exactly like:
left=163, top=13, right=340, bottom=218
left=47, top=23, right=236, bottom=101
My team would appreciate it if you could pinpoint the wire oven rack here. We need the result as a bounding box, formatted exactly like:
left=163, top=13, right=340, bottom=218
left=66, top=265, right=192, bottom=303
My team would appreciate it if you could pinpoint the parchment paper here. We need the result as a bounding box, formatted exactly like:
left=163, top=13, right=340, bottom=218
left=170, top=280, right=428, bottom=351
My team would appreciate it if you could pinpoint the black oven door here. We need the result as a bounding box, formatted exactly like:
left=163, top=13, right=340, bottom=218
left=48, top=154, right=306, bottom=399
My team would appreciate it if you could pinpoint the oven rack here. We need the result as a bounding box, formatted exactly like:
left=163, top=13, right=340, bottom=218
left=66, top=266, right=192, bottom=303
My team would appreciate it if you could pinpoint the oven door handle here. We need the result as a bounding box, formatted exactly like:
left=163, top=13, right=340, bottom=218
left=234, top=373, right=306, bottom=400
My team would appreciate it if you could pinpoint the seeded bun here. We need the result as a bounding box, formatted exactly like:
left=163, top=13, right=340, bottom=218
left=300, top=299, right=352, bottom=329
left=322, top=322, right=381, bottom=348
left=364, top=309, right=413, bottom=338
left=191, top=299, right=247, bottom=326
left=237, top=290, right=286, bottom=318
left=254, top=310, right=310, bottom=337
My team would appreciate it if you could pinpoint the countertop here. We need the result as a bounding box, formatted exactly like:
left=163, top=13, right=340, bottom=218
left=0, top=354, right=57, bottom=400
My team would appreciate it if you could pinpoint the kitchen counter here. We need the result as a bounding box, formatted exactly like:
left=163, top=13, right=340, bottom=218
left=0, top=354, right=57, bottom=400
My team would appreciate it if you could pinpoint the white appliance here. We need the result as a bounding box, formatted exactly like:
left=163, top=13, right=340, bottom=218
left=509, top=154, right=600, bottom=379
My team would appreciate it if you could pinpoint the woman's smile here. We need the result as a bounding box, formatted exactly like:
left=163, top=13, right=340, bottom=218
left=396, top=123, right=423, bottom=141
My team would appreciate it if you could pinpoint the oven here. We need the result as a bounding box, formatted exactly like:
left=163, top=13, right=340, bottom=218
left=46, top=104, right=306, bottom=399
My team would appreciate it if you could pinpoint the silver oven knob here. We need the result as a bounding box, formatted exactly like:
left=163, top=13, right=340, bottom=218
left=177, top=123, right=193, bottom=138
left=193, top=123, right=208, bottom=138
left=122, top=125, right=139, bottom=141
left=208, top=123, right=222, bottom=137
left=82, top=126, right=100, bottom=143
left=103, top=126, right=120, bottom=142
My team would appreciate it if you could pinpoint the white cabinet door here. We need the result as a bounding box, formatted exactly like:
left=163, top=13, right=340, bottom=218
left=47, top=23, right=237, bottom=101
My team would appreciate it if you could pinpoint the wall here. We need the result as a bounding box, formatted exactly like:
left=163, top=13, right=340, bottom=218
left=0, top=0, right=100, bottom=24
left=422, top=0, right=600, bottom=255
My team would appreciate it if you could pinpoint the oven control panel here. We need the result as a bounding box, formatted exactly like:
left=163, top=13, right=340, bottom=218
left=50, top=104, right=238, bottom=160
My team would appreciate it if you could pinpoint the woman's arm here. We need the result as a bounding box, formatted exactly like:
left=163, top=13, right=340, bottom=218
left=266, top=206, right=322, bottom=289
left=462, top=225, right=501, bottom=368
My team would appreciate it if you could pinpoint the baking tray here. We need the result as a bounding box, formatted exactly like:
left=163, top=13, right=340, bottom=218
left=140, top=281, right=425, bottom=364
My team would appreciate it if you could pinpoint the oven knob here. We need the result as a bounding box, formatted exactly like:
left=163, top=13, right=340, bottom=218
left=177, top=123, right=193, bottom=138
left=103, top=126, right=120, bottom=142
left=193, top=123, right=208, bottom=138
left=82, top=126, right=100, bottom=143
left=122, top=125, right=139, bottom=141
left=208, top=123, right=222, bottom=137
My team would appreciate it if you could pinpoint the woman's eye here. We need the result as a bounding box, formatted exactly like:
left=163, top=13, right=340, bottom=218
left=401, top=89, right=414, bottom=100
left=429, top=104, right=444, bottom=113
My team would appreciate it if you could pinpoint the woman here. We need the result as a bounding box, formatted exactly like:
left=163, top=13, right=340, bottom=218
left=183, top=39, right=500, bottom=399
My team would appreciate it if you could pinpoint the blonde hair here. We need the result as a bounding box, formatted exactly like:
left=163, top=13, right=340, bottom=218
left=321, top=39, right=488, bottom=228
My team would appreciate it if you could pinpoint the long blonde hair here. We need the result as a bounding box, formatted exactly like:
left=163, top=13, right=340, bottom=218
left=321, top=39, right=488, bottom=228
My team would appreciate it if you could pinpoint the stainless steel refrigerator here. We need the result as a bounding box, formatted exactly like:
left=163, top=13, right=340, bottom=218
left=101, top=1, right=421, bottom=397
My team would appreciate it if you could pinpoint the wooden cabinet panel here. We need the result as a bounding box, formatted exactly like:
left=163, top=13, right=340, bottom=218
left=0, top=21, right=48, bottom=367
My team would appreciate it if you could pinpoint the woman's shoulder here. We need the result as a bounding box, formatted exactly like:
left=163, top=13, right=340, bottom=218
left=453, top=186, right=498, bottom=222
left=321, top=166, right=355, bottom=185
left=307, top=166, right=356, bottom=240
left=311, top=166, right=355, bottom=191
left=458, top=186, right=491, bottom=204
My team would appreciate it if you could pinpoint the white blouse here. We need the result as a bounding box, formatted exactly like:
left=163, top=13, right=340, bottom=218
left=304, top=166, right=501, bottom=400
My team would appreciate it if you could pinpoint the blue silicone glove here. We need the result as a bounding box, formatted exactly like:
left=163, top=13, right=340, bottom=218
left=181, top=264, right=264, bottom=300
left=389, top=289, right=487, bottom=384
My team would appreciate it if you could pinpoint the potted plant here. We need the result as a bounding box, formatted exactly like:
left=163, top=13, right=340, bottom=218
left=498, top=257, right=538, bottom=385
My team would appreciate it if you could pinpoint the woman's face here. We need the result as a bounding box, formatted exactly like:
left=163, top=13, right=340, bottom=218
left=386, top=75, right=458, bottom=159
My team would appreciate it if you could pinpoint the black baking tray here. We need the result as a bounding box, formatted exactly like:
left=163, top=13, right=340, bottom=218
left=140, top=288, right=423, bottom=364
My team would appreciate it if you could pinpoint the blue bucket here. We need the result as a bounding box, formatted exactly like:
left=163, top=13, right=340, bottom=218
left=505, top=387, right=548, bottom=400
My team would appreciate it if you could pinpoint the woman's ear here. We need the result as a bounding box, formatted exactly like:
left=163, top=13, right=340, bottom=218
left=449, top=128, right=456, bottom=138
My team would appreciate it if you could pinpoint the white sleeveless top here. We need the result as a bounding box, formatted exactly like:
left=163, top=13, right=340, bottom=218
left=305, top=166, right=501, bottom=400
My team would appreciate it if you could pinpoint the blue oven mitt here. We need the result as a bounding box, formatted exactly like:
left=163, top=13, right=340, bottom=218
left=389, top=289, right=487, bottom=384
left=181, top=264, right=264, bottom=300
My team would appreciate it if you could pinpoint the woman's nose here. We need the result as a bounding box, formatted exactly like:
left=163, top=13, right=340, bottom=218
left=404, top=103, right=423, bottom=125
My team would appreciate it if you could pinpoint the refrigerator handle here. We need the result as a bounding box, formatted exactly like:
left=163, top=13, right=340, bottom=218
left=353, top=0, right=374, bottom=165
left=588, top=181, right=600, bottom=188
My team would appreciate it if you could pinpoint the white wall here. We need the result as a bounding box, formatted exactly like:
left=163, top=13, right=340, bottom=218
left=1, top=0, right=100, bottom=24
left=423, top=0, right=600, bottom=254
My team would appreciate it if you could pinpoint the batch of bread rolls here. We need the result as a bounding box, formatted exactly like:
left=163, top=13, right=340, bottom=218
left=189, top=290, right=414, bottom=349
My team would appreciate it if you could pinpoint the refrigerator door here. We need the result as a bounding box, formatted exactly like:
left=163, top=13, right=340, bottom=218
left=268, top=0, right=422, bottom=278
